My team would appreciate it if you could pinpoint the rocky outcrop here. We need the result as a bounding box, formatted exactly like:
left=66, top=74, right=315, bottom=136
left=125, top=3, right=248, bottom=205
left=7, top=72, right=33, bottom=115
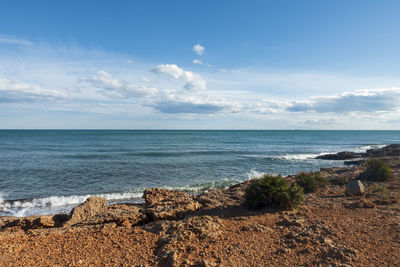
left=0, top=215, right=57, bottom=231
left=194, top=181, right=249, bottom=211
left=71, top=204, right=148, bottom=227
left=345, top=180, right=365, bottom=196
left=365, top=144, right=400, bottom=157
left=316, top=152, right=362, bottom=160
left=64, top=197, right=148, bottom=227
left=64, top=197, right=108, bottom=227
left=317, top=144, right=400, bottom=161
left=143, top=188, right=201, bottom=221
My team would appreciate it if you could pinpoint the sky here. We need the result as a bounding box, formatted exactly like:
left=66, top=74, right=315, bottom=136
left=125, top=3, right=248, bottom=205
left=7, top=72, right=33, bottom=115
left=0, top=0, right=400, bottom=129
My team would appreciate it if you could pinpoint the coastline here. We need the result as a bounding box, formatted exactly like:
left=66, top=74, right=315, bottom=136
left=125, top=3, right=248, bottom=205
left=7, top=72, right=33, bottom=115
left=1, top=145, right=399, bottom=266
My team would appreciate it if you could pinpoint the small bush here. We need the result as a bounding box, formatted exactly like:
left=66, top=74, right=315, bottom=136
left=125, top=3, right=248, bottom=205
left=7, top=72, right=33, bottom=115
left=363, top=159, right=392, bottom=181
left=244, top=174, right=304, bottom=210
left=297, top=171, right=328, bottom=193
left=372, top=185, right=387, bottom=193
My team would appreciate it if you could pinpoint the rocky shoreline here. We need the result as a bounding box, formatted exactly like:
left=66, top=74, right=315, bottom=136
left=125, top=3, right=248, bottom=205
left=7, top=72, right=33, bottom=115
left=1, top=145, right=400, bottom=266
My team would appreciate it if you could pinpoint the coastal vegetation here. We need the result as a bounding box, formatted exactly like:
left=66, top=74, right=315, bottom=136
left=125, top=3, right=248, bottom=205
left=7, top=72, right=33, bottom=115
left=362, top=158, right=392, bottom=181
left=243, top=174, right=304, bottom=209
left=297, top=171, right=328, bottom=193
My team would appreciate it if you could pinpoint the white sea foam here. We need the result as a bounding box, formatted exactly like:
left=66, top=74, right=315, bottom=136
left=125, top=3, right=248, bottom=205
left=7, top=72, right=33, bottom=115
left=275, top=153, right=327, bottom=160
left=0, top=192, right=4, bottom=207
left=243, top=144, right=387, bottom=162
left=350, top=144, right=386, bottom=153
left=247, top=169, right=266, bottom=179
left=244, top=153, right=327, bottom=161
left=0, top=191, right=143, bottom=217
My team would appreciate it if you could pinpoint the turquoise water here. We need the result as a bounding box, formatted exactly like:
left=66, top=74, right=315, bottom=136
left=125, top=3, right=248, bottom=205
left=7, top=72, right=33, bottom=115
left=0, top=130, right=399, bottom=216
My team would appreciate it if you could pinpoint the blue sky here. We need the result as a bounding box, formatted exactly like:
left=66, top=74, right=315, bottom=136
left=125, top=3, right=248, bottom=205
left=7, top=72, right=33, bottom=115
left=0, top=0, right=400, bottom=129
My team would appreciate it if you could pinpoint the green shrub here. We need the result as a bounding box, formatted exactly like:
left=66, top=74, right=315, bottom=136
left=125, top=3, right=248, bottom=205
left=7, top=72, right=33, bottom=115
left=297, top=171, right=328, bottom=193
left=244, top=174, right=304, bottom=210
left=372, top=185, right=386, bottom=193
left=363, top=159, right=392, bottom=181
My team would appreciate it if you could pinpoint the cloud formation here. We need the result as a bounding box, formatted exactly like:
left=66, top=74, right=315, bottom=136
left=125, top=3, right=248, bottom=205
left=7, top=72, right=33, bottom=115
left=90, top=71, right=158, bottom=98
left=193, top=44, right=205, bottom=56
left=0, top=35, right=33, bottom=46
left=193, top=59, right=202, bottom=65
left=0, top=77, right=65, bottom=103
left=1, top=34, right=400, bottom=129
left=153, top=101, right=224, bottom=114
left=286, top=88, right=400, bottom=113
left=151, top=64, right=206, bottom=91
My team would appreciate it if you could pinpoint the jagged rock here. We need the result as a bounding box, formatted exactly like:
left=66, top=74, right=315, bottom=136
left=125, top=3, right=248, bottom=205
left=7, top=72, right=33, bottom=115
left=345, top=180, right=365, bottom=196
left=33, top=215, right=55, bottom=227
left=1, top=215, right=55, bottom=231
left=317, top=144, right=400, bottom=161
left=316, top=152, right=362, bottom=160
left=143, top=188, right=201, bottom=221
left=365, top=144, right=400, bottom=157
left=80, top=204, right=148, bottom=227
left=64, top=196, right=108, bottom=227
left=194, top=182, right=248, bottom=210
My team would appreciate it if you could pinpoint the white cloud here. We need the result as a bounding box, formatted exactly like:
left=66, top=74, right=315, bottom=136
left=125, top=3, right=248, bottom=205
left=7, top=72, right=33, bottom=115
left=151, top=64, right=206, bottom=91
left=90, top=70, right=158, bottom=98
left=1, top=34, right=400, bottom=129
left=286, top=87, right=400, bottom=113
left=193, top=44, right=205, bottom=56
left=193, top=59, right=203, bottom=65
left=0, top=77, right=66, bottom=103
left=0, top=35, right=33, bottom=46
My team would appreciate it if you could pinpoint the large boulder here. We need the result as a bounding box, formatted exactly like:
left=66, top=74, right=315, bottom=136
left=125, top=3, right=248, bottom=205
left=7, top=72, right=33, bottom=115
left=345, top=180, right=365, bottom=196
left=64, top=196, right=108, bottom=226
left=143, top=188, right=201, bottom=221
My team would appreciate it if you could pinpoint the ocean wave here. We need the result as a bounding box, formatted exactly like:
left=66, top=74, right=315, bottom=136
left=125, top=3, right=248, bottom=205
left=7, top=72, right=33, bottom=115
left=243, top=144, right=387, bottom=162
left=350, top=144, right=386, bottom=153
left=243, top=153, right=326, bottom=161
left=0, top=191, right=143, bottom=217
left=246, top=169, right=266, bottom=179
left=0, top=178, right=244, bottom=217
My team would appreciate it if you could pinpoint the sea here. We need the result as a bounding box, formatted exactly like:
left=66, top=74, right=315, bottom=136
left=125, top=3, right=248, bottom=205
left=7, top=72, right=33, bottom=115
left=0, top=130, right=399, bottom=217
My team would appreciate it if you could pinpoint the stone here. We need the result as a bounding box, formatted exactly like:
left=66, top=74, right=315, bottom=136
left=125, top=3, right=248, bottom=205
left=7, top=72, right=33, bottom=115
left=64, top=196, right=108, bottom=226
left=316, top=152, right=362, bottom=160
left=33, top=216, right=55, bottom=227
left=365, top=144, right=400, bottom=157
left=92, top=204, right=148, bottom=226
left=276, top=216, right=303, bottom=227
left=276, top=248, right=291, bottom=254
left=143, top=188, right=201, bottom=221
left=345, top=180, right=365, bottom=196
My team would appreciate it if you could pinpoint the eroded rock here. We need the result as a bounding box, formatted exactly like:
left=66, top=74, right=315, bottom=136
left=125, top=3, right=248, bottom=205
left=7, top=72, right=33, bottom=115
left=316, top=152, right=362, bottom=160
left=64, top=196, right=108, bottom=227
left=194, top=182, right=249, bottom=211
left=143, top=188, right=201, bottom=221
